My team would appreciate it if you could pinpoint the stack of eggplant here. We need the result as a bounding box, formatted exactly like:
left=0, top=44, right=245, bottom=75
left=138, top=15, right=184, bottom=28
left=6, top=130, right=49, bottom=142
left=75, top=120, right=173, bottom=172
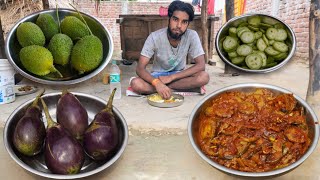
left=12, top=88, right=119, bottom=174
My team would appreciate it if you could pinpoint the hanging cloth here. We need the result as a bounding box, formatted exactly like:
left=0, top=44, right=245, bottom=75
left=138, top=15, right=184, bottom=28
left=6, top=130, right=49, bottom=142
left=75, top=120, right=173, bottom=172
left=234, top=0, right=246, bottom=16
left=192, top=0, right=200, bottom=6
left=207, top=0, right=215, bottom=15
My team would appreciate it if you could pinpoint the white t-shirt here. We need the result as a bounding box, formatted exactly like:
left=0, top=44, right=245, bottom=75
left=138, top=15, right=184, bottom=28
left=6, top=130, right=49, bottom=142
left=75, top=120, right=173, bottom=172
left=141, top=27, right=205, bottom=72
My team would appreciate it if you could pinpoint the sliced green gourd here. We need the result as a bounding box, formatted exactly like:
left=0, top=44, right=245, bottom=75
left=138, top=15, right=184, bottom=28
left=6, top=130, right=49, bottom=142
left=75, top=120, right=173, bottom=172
left=255, top=31, right=262, bottom=39
left=273, top=41, right=289, bottom=52
left=262, top=34, right=269, bottom=46
left=262, top=17, right=279, bottom=25
left=245, top=54, right=263, bottom=70
left=223, top=36, right=238, bottom=52
left=240, top=31, right=255, bottom=43
left=265, top=46, right=281, bottom=56
left=274, top=52, right=288, bottom=61
left=259, top=28, right=266, bottom=33
left=267, top=56, right=275, bottom=64
left=231, top=56, right=245, bottom=65
left=248, top=16, right=261, bottom=26
left=255, top=51, right=267, bottom=67
left=248, top=25, right=260, bottom=31
left=237, top=44, right=253, bottom=56
left=266, top=28, right=277, bottom=40
left=269, top=40, right=275, bottom=45
left=228, top=51, right=238, bottom=58
left=264, top=62, right=278, bottom=68
left=259, top=23, right=273, bottom=29
left=238, top=22, right=249, bottom=27
left=274, top=23, right=285, bottom=29
left=274, top=29, right=288, bottom=41
left=257, top=38, right=267, bottom=51
left=229, top=27, right=237, bottom=37
left=237, top=27, right=250, bottom=37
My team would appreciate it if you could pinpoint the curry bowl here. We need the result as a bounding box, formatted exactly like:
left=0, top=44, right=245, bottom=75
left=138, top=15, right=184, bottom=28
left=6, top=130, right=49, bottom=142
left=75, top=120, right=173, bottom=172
left=3, top=92, right=128, bottom=179
left=5, top=8, right=113, bottom=85
left=215, top=14, right=296, bottom=73
left=188, top=83, right=319, bottom=177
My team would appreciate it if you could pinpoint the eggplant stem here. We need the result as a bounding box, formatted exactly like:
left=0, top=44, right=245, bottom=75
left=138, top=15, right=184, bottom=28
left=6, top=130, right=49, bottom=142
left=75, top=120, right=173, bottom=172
left=31, top=88, right=45, bottom=107
left=61, top=89, right=69, bottom=96
left=40, top=98, right=56, bottom=128
left=104, top=88, right=116, bottom=113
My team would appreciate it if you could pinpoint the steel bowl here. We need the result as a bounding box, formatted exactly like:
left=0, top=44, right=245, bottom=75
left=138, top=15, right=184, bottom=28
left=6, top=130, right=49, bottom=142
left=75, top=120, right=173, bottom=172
left=3, top=92, right=128, bottom=179
left=215, top=14, right=296, bottom=73
left=5, top=8, right=113, bottom=85
left=188, top=83, right=319, bottom=177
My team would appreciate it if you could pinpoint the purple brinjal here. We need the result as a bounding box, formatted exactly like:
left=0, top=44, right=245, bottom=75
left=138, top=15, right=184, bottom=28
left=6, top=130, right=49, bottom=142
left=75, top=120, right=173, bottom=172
left=13, top=89, right=46, bottom=156
left=56, top=90, right=88, bottom=140
left=41, top=98, right=84, bottom=175
left=83, top=88, right=119, bottom=161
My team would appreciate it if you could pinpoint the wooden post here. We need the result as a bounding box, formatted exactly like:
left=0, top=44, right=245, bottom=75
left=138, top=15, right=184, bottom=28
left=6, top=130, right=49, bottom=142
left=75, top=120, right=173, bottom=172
left=0, top=18, right=5, bottom=58
left=307, top=0, right=320, bottom=116
left=224, top=0, right=242, bottom=74
left=201, top=0, right=208, bottom=63
left=42, top=0, right=49, bottom=9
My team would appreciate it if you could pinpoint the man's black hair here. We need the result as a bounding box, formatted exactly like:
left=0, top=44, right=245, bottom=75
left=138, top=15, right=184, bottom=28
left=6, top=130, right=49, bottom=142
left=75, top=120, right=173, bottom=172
left=168, top=1, right=195, bottom=22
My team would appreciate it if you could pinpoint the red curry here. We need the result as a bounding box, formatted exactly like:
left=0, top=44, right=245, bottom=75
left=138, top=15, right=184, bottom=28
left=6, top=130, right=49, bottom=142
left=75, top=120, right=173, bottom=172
left=197, top=89, right=310, bottom=172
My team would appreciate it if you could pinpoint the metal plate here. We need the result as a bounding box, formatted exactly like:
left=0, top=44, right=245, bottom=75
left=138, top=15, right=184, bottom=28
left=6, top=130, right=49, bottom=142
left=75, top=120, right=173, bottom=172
left=147, top=93, right=184, bottom=108
left=3, top=92, right=128, bottom=179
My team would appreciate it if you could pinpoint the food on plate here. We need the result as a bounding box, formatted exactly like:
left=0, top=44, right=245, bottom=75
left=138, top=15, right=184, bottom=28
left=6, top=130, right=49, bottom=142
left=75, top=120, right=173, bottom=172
left=71, top=35, right=103, bottom=73
left=41, top=98, right=85, bottom=175
left=12, top=90, right=45, bottom=156
left=19, top=45, right=62, bottom=77
left=48, top=33, right=73, bottom=66
left=60, top=16, right=90, bottom=41
left=16, top=22, right=45, bottom=47
left=56, top=90, right=88, bottom=141
left=221, top=16, right=291, bottom=70
left=196, top=88, right=311, bottom=172
left=36, top=13, right=59, bottom=41
left=83, top=88, right=119, bottom=161
left=148, top=93, right=183, bottom=103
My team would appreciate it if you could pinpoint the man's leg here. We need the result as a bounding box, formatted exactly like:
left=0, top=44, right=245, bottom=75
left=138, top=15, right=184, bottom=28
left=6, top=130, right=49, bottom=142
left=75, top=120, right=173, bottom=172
left=167, top=71, right=209, bottom=90
left=130, top=77, right=156, bottom=94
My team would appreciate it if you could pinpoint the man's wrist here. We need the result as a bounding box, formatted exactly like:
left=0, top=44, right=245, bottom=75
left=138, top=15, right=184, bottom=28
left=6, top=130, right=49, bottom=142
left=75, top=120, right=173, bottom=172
left=151, top=78, right=161, bottom=86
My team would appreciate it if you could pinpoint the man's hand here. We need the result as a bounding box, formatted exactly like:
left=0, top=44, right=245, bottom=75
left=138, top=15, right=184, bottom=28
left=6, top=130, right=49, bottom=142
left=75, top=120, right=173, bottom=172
left=154, top=81, right=172, bottom=99
left=158, top=75, right=174, bottom=85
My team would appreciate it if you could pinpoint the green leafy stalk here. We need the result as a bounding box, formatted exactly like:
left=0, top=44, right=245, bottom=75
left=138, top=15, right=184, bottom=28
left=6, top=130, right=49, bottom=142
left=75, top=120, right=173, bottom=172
left=56, top=0, right=61, bottom=33
left=69, top=3, right=93, bottom=35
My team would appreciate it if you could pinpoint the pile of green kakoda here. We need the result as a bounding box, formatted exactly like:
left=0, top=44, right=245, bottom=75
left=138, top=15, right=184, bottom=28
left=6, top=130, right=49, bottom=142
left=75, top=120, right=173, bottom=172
left=16, top=13, right=103, bottom=78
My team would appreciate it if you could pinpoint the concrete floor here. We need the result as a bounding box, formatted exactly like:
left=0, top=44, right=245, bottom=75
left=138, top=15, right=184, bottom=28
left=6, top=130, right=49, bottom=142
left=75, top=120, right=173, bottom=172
left=1, top=58, right=319, bottom=179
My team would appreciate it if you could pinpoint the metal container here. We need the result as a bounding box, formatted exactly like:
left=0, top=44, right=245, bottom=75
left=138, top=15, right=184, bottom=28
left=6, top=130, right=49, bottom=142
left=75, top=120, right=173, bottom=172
left=3, top=92, right=128, bottom=179
left=147, top=93, right=184, bottom=108
left=215, top=14, right=296, bottom=73
left=5, top=8, right=113, bottom=85
left=188, top=83, right=319, bottom=177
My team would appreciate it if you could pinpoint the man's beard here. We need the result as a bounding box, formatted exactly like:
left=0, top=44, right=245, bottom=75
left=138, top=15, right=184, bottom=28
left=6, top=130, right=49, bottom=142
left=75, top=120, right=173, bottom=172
left=167, top=26, right=186, bottom=40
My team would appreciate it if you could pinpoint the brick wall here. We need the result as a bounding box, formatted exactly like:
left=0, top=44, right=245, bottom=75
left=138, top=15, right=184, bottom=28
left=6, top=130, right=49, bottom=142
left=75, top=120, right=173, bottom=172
left=76, top=0, right=310, bottom=61
left=76, top=1, right=172, bottom=58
